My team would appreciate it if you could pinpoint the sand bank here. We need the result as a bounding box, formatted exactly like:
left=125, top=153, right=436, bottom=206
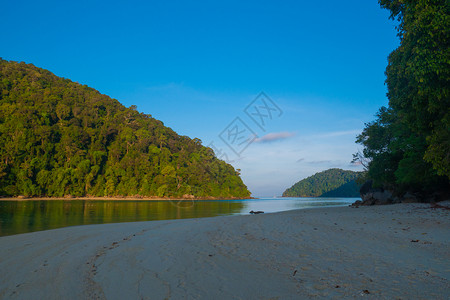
left=0, top=203, right=449, bottom=299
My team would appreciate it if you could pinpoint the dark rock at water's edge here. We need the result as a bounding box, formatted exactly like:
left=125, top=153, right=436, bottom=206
left=352, top=180, right=450, bottom=207
left=358, top=180, right=397, bottom=205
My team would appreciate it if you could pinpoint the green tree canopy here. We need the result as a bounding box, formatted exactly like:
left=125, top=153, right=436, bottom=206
left=355, top=0, right=449, bottom=194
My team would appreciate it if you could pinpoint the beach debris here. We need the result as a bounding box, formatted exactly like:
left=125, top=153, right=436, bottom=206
left=362, top=289, right=370, bottom=295
left=249, top=210, right=264, bottom=214
left=335, top=285, right=340, bottom=288
left=109, top=241, right=120, bottom=249
left=411, top=240, right=419, bottom=242
left=293, top=270, right=297, bottom=276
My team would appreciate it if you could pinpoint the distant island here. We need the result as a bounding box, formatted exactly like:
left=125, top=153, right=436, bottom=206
left=0, top=59, right=250, bottom=199
left=282, top=168, right=362, bottom=198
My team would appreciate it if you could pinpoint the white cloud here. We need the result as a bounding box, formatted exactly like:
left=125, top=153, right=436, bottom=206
left=254, top=131, right=296, bottom=143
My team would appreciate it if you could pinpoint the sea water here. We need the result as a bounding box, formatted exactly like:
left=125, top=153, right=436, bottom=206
left=0, top=197, right=358, bottom=236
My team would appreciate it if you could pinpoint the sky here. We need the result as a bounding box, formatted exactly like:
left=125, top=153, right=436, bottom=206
left=1, top=0, right=400, bottom=197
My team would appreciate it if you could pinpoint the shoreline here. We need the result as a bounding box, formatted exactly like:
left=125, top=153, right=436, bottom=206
left=0, top=202, right=449, bottom=299
left=0, top=196, right=255, bottom=201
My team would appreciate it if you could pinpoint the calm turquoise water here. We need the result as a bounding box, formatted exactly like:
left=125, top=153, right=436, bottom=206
left=0, top=197, right=358, bottom=236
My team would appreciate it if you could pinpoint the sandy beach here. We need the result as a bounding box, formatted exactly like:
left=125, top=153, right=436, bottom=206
left=0, top=203, right=449, bottom=299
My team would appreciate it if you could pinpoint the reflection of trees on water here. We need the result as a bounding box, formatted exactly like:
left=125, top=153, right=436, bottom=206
left=169, top=199, right=195, bottom=209
left=0, top=200, right=245, bottom=236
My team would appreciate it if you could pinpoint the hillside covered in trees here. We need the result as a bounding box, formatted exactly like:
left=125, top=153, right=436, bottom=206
left=353, top=0, right=449, bottom=201
left=282, top=169, right=362, bottom=197
left=0, top=59, right=250, bottom=198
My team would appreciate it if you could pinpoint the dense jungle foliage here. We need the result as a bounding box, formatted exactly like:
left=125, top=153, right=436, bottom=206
left=282, top=169, right=362, bottom=197
left=354, top=0, right=449, bottom=196
left=0, top=59, right=250, bottom=198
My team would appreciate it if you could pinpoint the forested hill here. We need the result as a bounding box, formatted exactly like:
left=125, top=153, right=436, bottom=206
left=353, top=1, right=449, bottom=200
left=0, top=59, right=250, bottom=198
left=282, top=169, right=362, bottom=197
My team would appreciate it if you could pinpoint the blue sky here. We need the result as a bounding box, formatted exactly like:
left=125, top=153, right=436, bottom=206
left=1, top=0, right=399, bottom=197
